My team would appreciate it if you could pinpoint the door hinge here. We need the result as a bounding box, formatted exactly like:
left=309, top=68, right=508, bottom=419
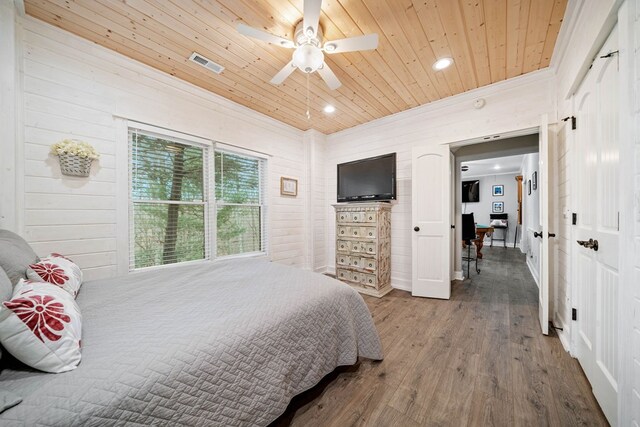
left=572, top=308, right=577, bottom=321
left=600, top=50, right=619, bottom=59
left=561, top=116, right=576, bottom=130
left=572, top=213, right=577, bottom=225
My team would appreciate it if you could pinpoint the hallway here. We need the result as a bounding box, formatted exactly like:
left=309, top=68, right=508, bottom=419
left=274, top=247, right=608, bottom=426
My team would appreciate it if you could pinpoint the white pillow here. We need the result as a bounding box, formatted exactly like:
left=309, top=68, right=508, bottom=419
left=490, top=219, right=507, bottom=227
left=0, top=280, right=82, bottom=373
left=26, top=253, right=83, bottom=298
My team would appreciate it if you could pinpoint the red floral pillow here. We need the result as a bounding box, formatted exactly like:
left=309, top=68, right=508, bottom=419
left=27, top=254, right=83, bottom=298
left=0, top=280, right=82, bottom=373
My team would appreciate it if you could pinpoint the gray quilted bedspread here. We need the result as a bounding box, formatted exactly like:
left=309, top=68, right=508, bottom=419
left=0, top=258, right=382, bottom=426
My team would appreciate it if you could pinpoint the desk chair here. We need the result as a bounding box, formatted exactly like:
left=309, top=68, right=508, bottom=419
left=490, top=213, right=508, bottom=248
left=462, top=213, right=480, bottom=277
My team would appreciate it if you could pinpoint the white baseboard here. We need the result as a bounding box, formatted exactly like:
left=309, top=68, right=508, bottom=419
left=391, top=278, right=411, bottom=292
left=526, top=257, right=540, bottom=288
left=454, top=270, right=464, bottom=281
left=314, top=266, right=328, bottom=273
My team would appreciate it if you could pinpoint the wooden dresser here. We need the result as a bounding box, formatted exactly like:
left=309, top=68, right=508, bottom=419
left=334, top=202, right=392, bottom=298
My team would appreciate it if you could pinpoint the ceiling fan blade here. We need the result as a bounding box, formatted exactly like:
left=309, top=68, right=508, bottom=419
left=270, top=60, right=297, bottom=85
left=317, top=63, right=341, bottom=90
left=237, top=23, right=295, bottom=48
left=303, top=0, right=323, bottom=37
left=324, top=33, right=379, bottom=53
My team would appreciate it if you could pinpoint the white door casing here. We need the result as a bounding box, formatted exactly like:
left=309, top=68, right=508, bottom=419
left=538, top=115, right=551, bottom=336
left=573, top=27, right=619, bottom=426
left=411, top=144, right=451, bottom=299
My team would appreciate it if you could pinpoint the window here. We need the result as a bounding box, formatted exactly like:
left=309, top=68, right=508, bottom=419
left=129, top=128, right=210, bottom=269
left=215, top=150, right=266, bottom=257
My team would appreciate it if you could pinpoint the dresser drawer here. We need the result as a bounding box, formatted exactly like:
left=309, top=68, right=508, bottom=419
left=349, top=256, right=363, bottom=269
left=337, top=226, right=349, bottom=237
left=350, top=227, right=362, bottom=238
left=351, top=211, right=365, bottom=223
left=363, top=242, right=377, bottom=255
left=337, top=240, right=351, bottom=252
left=362, top=274, right=377, bottom=287
left=337, top=212, right=350, bottom=223
left=350, top=271, right=364, bottom=283
left=336, top=269, right=350, bottom=281
left=337, top=254, right=350, bottom=266
left=362, top=227, right=377, bottom=239
left=350, top=241, right=363, bottom=253
left=363, top=258, right=376, bottom=271
left=364, top=211, right=377, bottom=223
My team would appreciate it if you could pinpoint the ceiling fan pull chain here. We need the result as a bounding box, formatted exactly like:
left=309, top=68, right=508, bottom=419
left=306, top=73, right=311, bottom=120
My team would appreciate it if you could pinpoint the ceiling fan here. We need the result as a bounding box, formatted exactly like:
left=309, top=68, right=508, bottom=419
left=237, top=0, right=379, bottom=90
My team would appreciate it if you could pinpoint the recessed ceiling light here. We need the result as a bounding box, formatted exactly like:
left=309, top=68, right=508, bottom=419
left=324, top=104, right=336, bottom=113
left=433, top=57, right=453, bottom=71
left=494, top=165, right=501, bottom=170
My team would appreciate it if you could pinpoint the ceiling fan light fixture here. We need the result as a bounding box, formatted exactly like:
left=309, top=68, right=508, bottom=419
left=433, top=57, right=453, bottom=71
left=323, top=104, right=336, bottom=113
left=293, top=44, right=325, bottom=73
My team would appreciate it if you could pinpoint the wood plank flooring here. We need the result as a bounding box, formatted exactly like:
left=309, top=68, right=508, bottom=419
left=271, top=247, right=608, bottom=426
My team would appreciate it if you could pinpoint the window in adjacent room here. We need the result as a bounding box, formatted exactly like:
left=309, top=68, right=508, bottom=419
left=129, top=128, right=210, bottom=269
left=215, top=150, right=266, bottom=257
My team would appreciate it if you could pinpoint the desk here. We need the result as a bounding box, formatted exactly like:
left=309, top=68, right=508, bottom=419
left=462, top=224, right=494, bottom=259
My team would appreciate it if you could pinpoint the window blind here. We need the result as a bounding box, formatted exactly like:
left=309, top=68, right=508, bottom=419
left=129, top=128, right=211, bottom=269
left=215, top=150, right=267, bottom=257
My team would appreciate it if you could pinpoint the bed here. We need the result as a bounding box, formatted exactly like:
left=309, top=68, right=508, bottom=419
left=0, top=257, right=383, bottom=426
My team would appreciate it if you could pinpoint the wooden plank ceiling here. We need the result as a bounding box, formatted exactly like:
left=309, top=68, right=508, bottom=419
left=25, top=0, right=568, bottom=134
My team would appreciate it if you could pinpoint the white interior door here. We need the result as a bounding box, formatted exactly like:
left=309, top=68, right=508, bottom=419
left=411, top=144, right=451, bottom=299
left=573, top=27, right=619, bottom=425
left=538, top=115, right=551, bottom=335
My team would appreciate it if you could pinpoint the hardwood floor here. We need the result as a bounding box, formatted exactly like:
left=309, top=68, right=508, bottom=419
left=271, top=247, right=608, bottom=426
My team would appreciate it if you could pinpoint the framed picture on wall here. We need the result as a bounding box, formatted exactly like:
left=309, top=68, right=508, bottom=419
left=280, top=177, right=298, bottom=196
left=528, top=179, right=532, bottom=195
left=492, top=201, right=504, bottom=213
left=532, top=171, right=538, bottom=190
left=492, top=185, right=504, bottom=196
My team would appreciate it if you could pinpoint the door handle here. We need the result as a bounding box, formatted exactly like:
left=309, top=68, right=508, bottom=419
left=414, top=226, right=420, bottom=232
left=533, top=231, right=543, bottom=238
left=577, top=238, right=599, bottom=251
left=548, top=233, right=556, bottom=238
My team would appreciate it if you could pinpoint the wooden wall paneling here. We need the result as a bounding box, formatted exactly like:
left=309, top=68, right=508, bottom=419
left=522, top=0, right=555, bottom=73
left=23, top=0, right=568, bottom=133
left=506, top=0, right=531, bottom=79
left=434, top=0, right=480, bottom=92
left=212, top=0, right=389, bottom=123
left=363, top=0, right=439, bottom=102
left=112, top=0, right=368, bottom=128
left=328, top=0, right=423, bottom=108
left=540, top=0, right=567, bottom=68
left=412, top=0, right=466, bottom=95
left=459, top=0, right=493, bottom=88
left=484, top=0, right=508, bottom=83
left=26, top=2, right=315, bottom=130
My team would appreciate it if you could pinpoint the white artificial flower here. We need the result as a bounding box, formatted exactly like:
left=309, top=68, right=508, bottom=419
left=50, top=139, right=100, bottom=160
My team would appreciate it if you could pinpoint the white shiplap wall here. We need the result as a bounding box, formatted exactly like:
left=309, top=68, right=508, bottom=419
left=18, top=17, right=308, bottom=280
left=324, top=72, right=555, bottom=289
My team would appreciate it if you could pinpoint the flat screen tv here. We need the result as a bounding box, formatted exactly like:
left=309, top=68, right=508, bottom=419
left=337, top=153, right=396, bottom=202
left=462, top=180, right=480, bottom=203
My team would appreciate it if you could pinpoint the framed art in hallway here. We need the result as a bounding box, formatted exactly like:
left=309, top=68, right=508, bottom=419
left=492, top=201, right=504, bottom=213
left=492, top=185, right=504, bottom=196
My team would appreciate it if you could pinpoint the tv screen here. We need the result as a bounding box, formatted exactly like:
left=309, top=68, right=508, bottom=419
left=337, top=153, right=396, bottom=202
left=462, top=180, right=480, bottom=203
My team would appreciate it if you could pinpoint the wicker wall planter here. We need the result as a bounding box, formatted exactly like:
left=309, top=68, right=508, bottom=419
left=58, top=154, right=94, bottom=177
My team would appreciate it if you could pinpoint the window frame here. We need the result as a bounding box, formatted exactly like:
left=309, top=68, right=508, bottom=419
left=124, top=122, right=269, bottom=272
left=214, top=146, right=268, bottom=260
left=128, top=125, right=214, bottom=271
